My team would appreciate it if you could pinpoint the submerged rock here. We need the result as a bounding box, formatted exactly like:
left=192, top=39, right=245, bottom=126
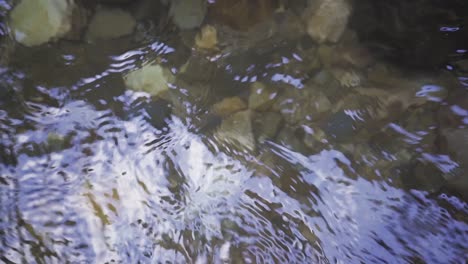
left=248, top=82, right=278, bottom=111
left=64, top=1, right=91, bottom=41
left=442, top=128, right=468, bottom=170
left=179, top=54, right=218, bottom=83
left=322, top=110, right=357, bottom=142
left=276, top=125, right=310, bottom=154
left=331, top=67, right=362, bottom=88
left=9, top=0, right=74, bottom=46
left=170, top=0, right=206, bottom=30
left=212, top=96, right=247, bottom=117
left=273, top=85, right=332, bottom=125
left=215, top=110, right=255, bottom=152
left=123, top=63, right=174, bottom=97
left=441, top=129, right=468, bottom=198
left=86, top=7, right=136, bottom=41
left=252, top=111, right=283, bottom=144
left=304, top=0, right=351, bottom=43
left=195, top=25, right=218, bottom=50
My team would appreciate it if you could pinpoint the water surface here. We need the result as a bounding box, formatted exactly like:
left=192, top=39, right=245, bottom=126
left=1, top=1, right=467, bottom=263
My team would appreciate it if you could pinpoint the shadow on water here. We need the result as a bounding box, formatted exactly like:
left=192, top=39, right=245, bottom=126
left=0, top=0, right=468, bottom=263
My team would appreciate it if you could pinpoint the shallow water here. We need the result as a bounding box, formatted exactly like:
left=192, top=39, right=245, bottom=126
left=1, top=0, right=468, bottom=263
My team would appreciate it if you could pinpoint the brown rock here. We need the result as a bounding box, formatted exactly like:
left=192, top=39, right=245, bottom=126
left=212, top=96, right=247, bottom=117
left=195, top=25, right=218, bottom=50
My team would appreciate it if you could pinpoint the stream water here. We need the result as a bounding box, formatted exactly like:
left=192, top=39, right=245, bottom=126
left=0, top=0, right=467, bottom=263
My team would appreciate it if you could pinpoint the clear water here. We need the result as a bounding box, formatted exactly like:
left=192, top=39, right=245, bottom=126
left=1, top=1, right=467, bottom=263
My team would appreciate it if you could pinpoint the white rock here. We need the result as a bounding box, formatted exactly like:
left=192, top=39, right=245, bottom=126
left=9, top=0, right=74, bottom=46
left=86, top=8, right=136, bottom=41
left=305, top=0, right=351, bottom=43
left=123, top=63, right=174, bottom=97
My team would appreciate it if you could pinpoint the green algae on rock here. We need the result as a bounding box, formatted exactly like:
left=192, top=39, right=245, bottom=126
left=123, top=63, right=174, bottom=97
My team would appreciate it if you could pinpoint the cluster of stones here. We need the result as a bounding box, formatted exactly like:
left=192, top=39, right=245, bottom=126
left=7, top=0, right=467, bottom=197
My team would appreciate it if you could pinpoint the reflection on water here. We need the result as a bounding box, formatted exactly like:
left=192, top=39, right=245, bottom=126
left=1, top=0, right=468, bottom=263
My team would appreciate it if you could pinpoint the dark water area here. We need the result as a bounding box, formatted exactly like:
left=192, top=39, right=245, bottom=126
left=0, top=0, right=467, bottom=263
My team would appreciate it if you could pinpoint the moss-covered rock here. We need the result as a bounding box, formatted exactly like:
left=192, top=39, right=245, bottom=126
left=123, top=63, right=174, bottom=97
left=9, top=0, right=74, bottom=46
